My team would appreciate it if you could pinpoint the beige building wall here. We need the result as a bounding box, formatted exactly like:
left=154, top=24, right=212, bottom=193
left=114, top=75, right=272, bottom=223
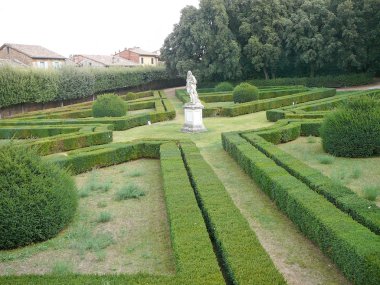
left=0, top=47, right=33, bottom=65
left=139, top=56, right=158, bottom=66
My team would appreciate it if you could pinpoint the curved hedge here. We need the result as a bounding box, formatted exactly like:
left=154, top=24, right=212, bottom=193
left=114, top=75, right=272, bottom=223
left=92, top=93, right=126, bottom=117
left=232, top=83, right=259, bottom=103
left=0, top=144, right=78, bottom=249
left=320, top=96, right=380, bottom=157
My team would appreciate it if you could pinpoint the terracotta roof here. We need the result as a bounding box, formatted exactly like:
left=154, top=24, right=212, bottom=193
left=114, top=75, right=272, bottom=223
left=78, top=55, right=138, bottom=67
left=0, top=58, right=28, bottom=67
left=1, top=43, right=66, bottom=59
left=128, top=47, right=158, bottom=57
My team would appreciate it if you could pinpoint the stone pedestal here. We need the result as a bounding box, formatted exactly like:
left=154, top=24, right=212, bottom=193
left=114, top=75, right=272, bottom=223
left=181, top=103, right=207, bottom=133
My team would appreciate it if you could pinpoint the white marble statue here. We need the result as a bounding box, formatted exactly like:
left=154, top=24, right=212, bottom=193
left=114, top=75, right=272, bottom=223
left=186, top=71, right=201, bottom=105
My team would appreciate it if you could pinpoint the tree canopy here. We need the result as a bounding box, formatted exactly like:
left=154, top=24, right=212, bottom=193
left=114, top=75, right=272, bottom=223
left=161, top=0, right=380, bottom=81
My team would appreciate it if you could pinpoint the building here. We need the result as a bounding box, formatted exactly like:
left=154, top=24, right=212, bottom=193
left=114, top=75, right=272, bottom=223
left=115, top=47, right=159, bottom=66
left=71, top=54, right=138, bottom=68
left=0, top=43, right=66, bottom=68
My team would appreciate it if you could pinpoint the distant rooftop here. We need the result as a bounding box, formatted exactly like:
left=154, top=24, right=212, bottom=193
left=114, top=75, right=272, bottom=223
left=126, top=47, right=158, bottom=57
left=1, top=43, right=66, bottom=59
left=77, top=54, right=138, bottom=67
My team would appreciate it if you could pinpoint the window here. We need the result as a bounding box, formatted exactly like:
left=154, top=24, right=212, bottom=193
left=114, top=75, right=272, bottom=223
left=151, top=58, right=154, bottom=64
left=53, top=61, right=62, bottom=69
left=141, top=57, right=144, bottom=64
left=38, top=61, right=46, bottom=68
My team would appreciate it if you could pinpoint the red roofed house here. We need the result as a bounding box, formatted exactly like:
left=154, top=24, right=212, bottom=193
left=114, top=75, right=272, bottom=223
left=0, top=43, right=66, bottom=69
left=115, top=47, right=159, bottom=66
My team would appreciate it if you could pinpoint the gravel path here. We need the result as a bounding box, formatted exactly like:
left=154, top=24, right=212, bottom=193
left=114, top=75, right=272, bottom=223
left=337, top=78, right=380, bottom=91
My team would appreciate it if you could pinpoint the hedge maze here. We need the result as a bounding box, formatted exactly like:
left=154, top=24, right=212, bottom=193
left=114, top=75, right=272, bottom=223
left=222, top=117, right=380, bottom=284
left=1, top=85, right=379, bottom=284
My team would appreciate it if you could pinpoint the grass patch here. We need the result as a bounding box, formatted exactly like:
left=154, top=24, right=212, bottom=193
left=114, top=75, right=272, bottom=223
left=97, top=201, right=107, bottom=208
left=51, top=261, right=74, bottom=275
left=307, top=135, right=317, bottom=143
left=316, top=154, right=334, bottom=164
left=115, top=184, right=145, bottom=200
left=129, top=170, right=143, bottom=177
left=362, top=186, right=380, bottom=201
left=96, top=212, right=112, bottom=223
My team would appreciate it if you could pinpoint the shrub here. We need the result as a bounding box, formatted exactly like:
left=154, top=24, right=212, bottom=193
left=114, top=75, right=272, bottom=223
left=0, top=144, right=78, bottom=249
left=115, top=184, right=145, bottom=200
left=57, top=66, right=95, bottom=100
left=92, top=93, right=126, bottom=117
left=320, top=96, right=380, bottom=157
left=215, top=82, right=234, bottom=92
left=362, top=186, right=380, bottom=201
left=96, top=212, right=112, bottom=223
left=232, top=83, right=259, bottom=103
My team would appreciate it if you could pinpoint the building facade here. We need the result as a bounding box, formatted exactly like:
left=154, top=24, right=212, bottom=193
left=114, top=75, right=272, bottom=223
left=115, top=47, right=159, bottom=66
left=0, top=43, right=66, bottom=68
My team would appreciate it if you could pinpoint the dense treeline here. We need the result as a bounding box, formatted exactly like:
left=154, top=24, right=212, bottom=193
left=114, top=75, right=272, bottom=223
left=161, top=0, right=380, bottom=81
left=0, top=66, right=171, bottom=108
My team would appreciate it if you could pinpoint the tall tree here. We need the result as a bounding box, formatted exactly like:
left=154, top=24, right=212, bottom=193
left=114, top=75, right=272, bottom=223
left=285, top=0, right=336, bottom=76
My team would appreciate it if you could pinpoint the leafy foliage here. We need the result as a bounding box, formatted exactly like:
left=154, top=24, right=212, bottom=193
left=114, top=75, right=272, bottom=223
left=232, top=83, right=259, bottom=103
left=320, top=96, right=380, bottom=157
left=92, top=93, right=126, bottom=117
left=162, top=0, right=380, bottom=79
left=0, top=144, right=78, bottom=249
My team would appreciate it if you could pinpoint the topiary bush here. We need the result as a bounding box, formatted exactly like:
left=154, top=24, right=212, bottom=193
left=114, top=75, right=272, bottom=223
left=0, top=144, right=78, bottom=249
left=215, top=82, right=234, bottom=92
left=92, top=93, right=126, bottom=117
left=232, top=83, right=259, bottom=103
left=320, top=96, right=380, bottom=157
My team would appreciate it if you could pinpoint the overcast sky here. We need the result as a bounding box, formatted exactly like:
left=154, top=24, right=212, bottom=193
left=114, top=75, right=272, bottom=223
left=0, top=0, right=199, bottom=57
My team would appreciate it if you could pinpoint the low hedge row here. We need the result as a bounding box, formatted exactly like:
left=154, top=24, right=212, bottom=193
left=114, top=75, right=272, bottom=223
left=222, top=132, right=380, bottom=285
left=242, top=130, right=380, bottom=235
left=0, top=97, right=175, bottom=132
left=180, top=142, right=286, bottom=284
left=266, top=89, right=380, bottom=122
left=0, top=125, right=80, bottom=139
left=0, top=65, right=173, bottom=108
left=248, top=73, right=374, bottom=88
left=219, top=88, right=335, bottom=117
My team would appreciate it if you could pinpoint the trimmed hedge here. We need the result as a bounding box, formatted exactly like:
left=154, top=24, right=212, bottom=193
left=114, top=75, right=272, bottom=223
left=320, top=96, right=380, bottom=157
left=222, top=88, right=336, bottom=117
left=248, top=73, right=374, bottom=88
left=180, top=142, right=286, bottom=284
left=232, top=83, right=259, bottom=103
left=92, top=93, right=126, bottom=117
left=266, top=89, right=380, bottom=122
left=222, top=132, right=380, bottom=285
left=0, top=144, right=78, bottom=249
left=241, top=128, right=380, bottom=235
left=0, top=65, right=173, bottom=108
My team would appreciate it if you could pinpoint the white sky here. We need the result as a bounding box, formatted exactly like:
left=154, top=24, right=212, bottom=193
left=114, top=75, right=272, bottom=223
left=0, top=0, right=199, bottom=57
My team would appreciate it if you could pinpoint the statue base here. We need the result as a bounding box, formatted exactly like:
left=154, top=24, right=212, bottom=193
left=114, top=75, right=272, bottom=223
left=181, top=103, right=207, bottom=133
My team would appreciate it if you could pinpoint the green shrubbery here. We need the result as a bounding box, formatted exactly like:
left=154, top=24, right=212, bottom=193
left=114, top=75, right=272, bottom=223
left=249, top=73, right=374, bottom=88
left=215, top=81, right=234, bottom=92
left=232, top=83, right=259, bottom=103
left=320, top=96, right=380, bottom=157
left=0, top=144, right=78, bottom=249
left=92, top=93, right=126, bottom=117
left=0, top=65, right=171, bottom=108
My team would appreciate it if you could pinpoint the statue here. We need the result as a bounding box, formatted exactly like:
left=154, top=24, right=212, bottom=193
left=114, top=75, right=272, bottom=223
left=186, top=71, right=201, bottom=105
